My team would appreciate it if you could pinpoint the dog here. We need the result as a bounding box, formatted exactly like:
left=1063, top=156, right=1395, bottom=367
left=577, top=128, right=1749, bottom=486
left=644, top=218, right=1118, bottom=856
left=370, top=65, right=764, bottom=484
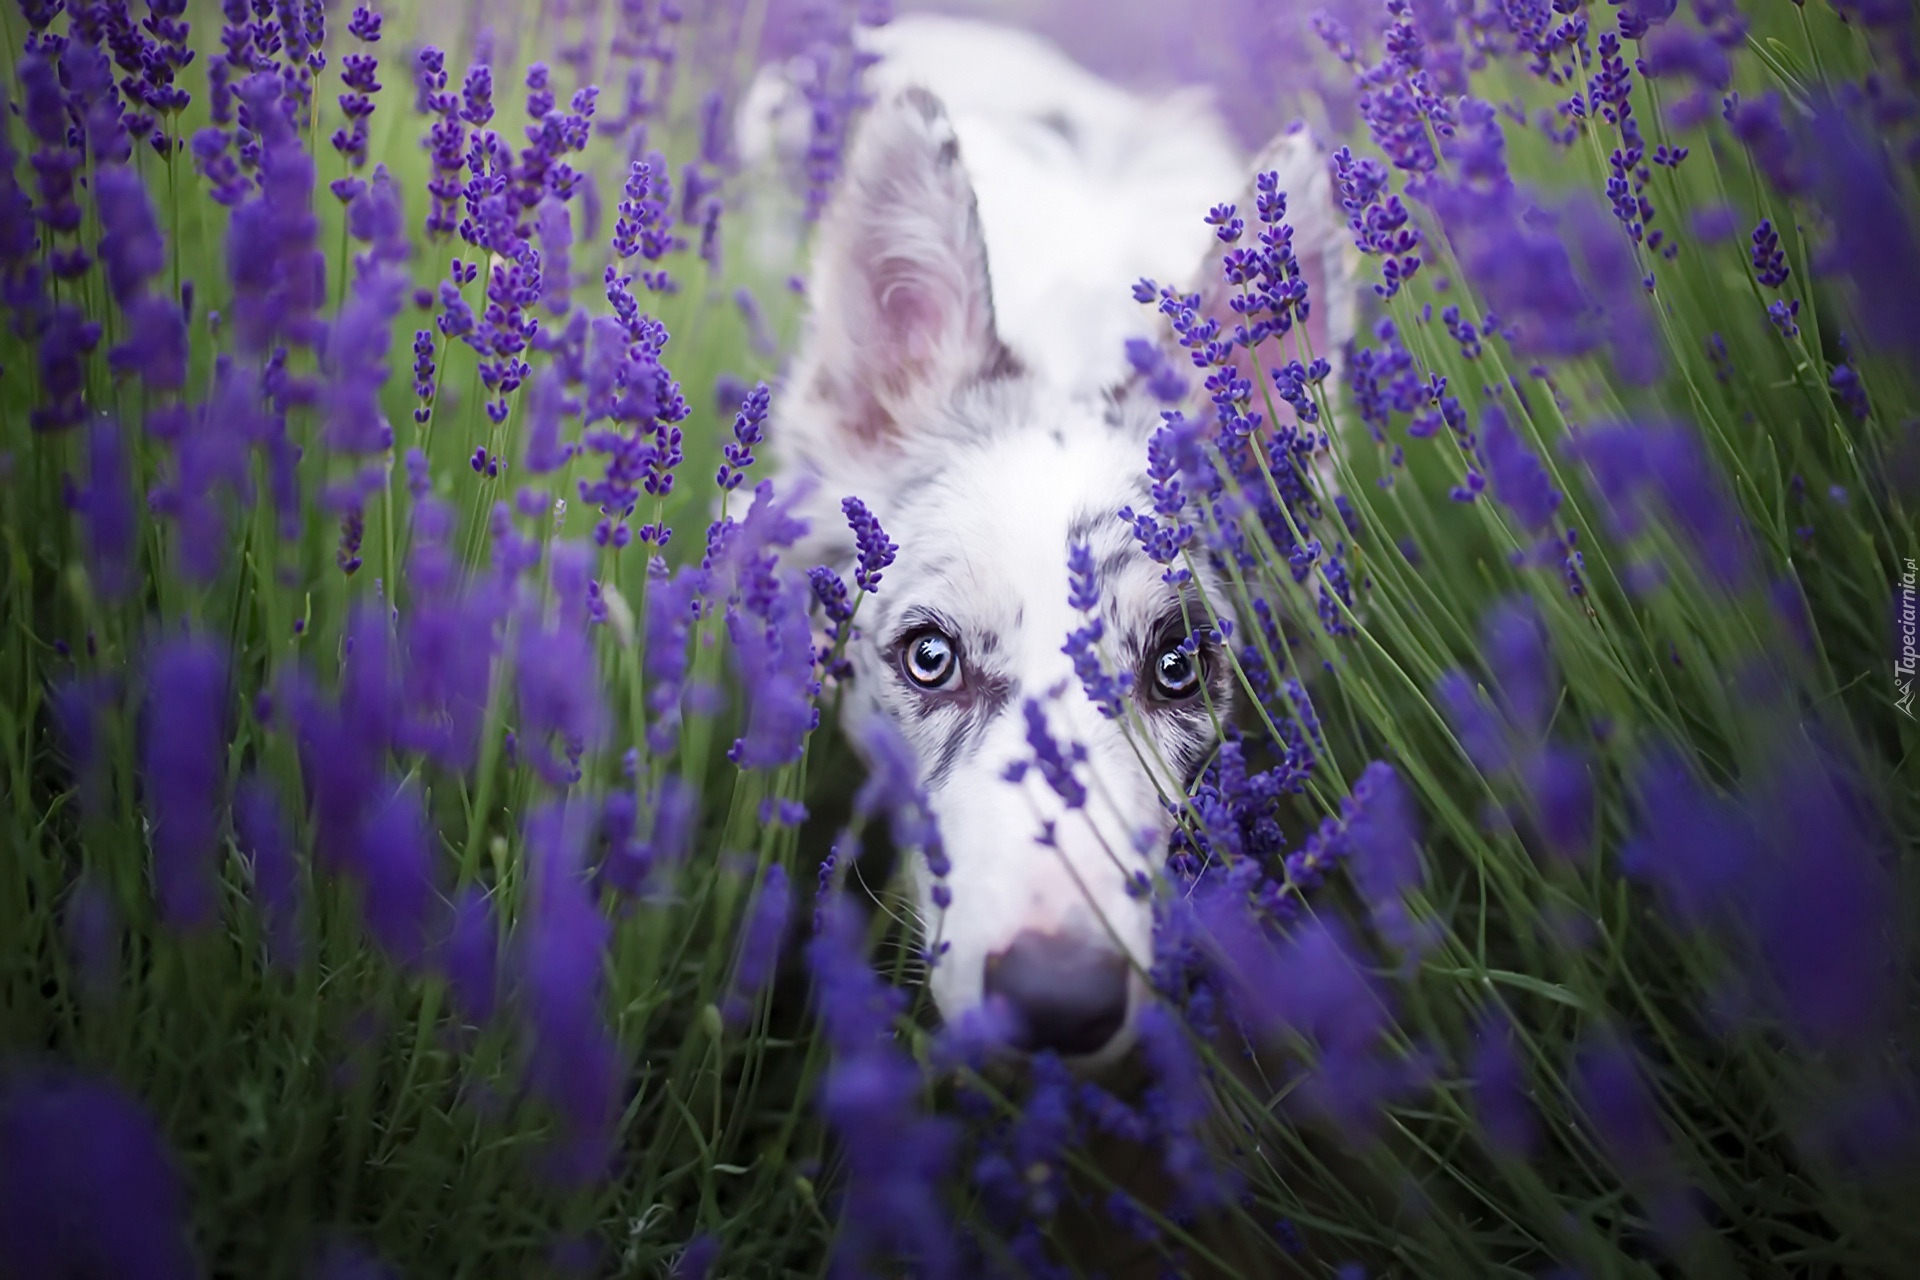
left=746, top=15, right=1357, bottom=1067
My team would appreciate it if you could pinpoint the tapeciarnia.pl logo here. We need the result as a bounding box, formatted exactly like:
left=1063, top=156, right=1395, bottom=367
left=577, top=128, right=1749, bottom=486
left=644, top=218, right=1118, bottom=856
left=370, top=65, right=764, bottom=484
left=1899, top=557, right=1917, bottom=720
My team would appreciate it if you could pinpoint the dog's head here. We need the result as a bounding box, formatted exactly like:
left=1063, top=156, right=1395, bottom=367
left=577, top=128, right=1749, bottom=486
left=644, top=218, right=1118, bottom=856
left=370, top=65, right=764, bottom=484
left=774, top=86, right=1348, bottom=1065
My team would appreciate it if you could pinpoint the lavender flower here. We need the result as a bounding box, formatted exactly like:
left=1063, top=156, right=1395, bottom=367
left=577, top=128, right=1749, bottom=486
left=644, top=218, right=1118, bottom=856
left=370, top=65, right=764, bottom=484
left=142, top=637, right=228, bottom=929
left=1725, top=92, right=1802, bottom=195
left=1193, top=895, right=1417, bottom=1137
left=1062, top=542, right=1135, bottom=719
left=1135, top=1004, right=1231, bottom=1209
left=1572, top=1030, right=1701, bottom=1244
left=1522, top=745, right=1594, bottom=861
left=852, top=714, right=952, bottom=906
left=0, top=1071, right=199, bottom=1280
left=640, top=567, right=701, bottom=756
left=350, top=780, right=438, bottom=965
left=1746, top=749, right=1897, bottom=1049
left=1470, top=1017, right=1539, bottom=1159
left=1480, top=596, right=1553, bottom=738
left=80, top=414, right=137, bottom=601
left=1420, top=103, right=1662, bottom=384
left=228, top=73, right=325, bottom=358
left=1343, top=761, right=1427, bottom=952
left=1566, top=421, right=1753, bottom=588
left=809, top=895, right=959, bottom=1278
left=519, top=800, right=622, bottom=1187
left=1433, top=670, right=1509, bottom=774
left=323, top=171, right=410, bottom=455
left=329, top=7, right=382, bottom=182
left=577, top=314, right=690, bottom=547
left=1749, top=218, right=1789, bottom=289
left=842, top=496, right=897, bottom=593
left=809, top=565, right=855, bottom=678
left=610, top=158, right=682, bottom=294
left=1619, top=749, right=1749, bottom=927
left=716, top=382, right=771, bottom=491
left=535, top=195, right=573, bottom=316
left=515, top=589, right=611, bottom=785
left=522, top=367, right=577, bottom=474
left=1011, top=697, right=1088, bottom=810
left=94, top=167, right=166, bottom=308
left=63, top=872, right=120, bottom=1000
left=418, top=47, right=464, bottom=238
left=783, top=0, right=891, bottom=221
left=1481, top=403, right=1562, bottom=536
left=1334, top=146, right=1422, bottom=299
left=441, top=886, right=499, bottom=1026
left=1804, top=100, right=1920, bottom=358
left=725, top=863, right=791, bottom=1026
left=1830, top=363, right=1871, bottom=421
left=1768, top=297, right=1802, bottom=339
left=235, top=775, right=304, bottom=970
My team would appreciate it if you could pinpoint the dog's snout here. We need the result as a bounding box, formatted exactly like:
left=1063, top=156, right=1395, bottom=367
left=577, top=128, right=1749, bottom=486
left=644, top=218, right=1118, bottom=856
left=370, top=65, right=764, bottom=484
left=983, top=930, right=1131, bottom=1057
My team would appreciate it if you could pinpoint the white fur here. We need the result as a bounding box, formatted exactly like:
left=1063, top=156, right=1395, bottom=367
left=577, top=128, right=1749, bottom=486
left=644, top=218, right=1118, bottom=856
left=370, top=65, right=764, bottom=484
left=739, top=15, right=1249, bottom=395
left=745, top=17, right=1356, bottom=1063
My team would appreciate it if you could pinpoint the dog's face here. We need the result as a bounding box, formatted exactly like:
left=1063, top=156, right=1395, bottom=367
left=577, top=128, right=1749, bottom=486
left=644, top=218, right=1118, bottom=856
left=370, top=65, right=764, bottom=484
left=773, top=89, right=1244, bottom=1065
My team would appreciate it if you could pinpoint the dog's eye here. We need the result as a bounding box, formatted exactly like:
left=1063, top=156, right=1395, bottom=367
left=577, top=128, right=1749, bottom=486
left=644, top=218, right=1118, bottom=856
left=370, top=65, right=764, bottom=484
left=902, top=628, right=960, bottom=689
left=1149, top=644, right=1202, bottom=700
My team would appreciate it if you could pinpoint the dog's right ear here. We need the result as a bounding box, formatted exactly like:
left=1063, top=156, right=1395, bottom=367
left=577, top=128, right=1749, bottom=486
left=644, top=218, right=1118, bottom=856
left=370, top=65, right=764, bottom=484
left=1185, top=126, right=1358, bottom=407
left=784, top=87, right=1014, bottom=467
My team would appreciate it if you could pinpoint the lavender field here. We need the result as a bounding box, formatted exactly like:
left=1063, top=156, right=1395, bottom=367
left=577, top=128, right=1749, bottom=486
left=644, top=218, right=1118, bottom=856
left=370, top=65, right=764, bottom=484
left=1, top=0, right=1917, bottom=1277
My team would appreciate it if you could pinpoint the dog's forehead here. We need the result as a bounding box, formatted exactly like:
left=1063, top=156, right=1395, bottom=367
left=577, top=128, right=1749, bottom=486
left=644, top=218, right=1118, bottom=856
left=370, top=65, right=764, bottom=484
left=877, top=396, right=1152, bottom=632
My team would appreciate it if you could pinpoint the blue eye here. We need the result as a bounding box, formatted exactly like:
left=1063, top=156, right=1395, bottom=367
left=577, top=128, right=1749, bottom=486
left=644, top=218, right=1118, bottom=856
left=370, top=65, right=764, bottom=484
left=1151, top=645, right=1201, bottom=700
left=903, top=629, right=959, bottom=689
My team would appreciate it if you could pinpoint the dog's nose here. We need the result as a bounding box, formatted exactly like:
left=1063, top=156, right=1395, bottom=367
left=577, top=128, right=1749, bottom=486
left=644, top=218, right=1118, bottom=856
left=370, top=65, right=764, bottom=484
left=983, top=930, right=1131, bottom=1056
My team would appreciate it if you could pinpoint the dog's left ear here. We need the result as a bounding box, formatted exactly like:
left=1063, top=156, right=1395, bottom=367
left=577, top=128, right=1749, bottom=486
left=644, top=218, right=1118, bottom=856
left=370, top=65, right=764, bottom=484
left=785, top=86, right=1014, bottom=467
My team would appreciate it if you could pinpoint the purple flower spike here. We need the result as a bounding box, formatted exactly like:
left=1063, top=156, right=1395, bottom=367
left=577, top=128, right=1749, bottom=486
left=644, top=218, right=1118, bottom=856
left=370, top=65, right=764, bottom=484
left=519, top=800, right=622, bottom=1188
left=95, top=166, right=167, bottom=308
left=441, top=886, right=500, bottom=1026
left=142, top=636, right=229, bottom=930
left=236, top=776, right=304, bottom=970
left=1345, top=761, right=1422, bottom=907
left=1749, top=219, right=1790, bottom=289
left=1523, top=745, right=1594, bottom=862
left=716, top=383, right=771, bottom=492
left=809, top=895, right=960, bottom=1279
left=1015, top=698, right=1089, bottom=811
left=1566, top=422, right=1754, bottom=589
left=1433, top=670, right=1509, bottom=774
left=1470, top=1017, right=1539, bottom=1159
left=1573, top=1030, right=1702, bottom=1245
left=842, top=497, right=897, bottom=593
left=1063, top=542, right=1135, bottom=719
left=1619, top=750, right=1752, bottom=927
left=1479, top=596, right=1552, bottom=738
left=1805, top=101, right=1920, bottom=358
left=0, top=1071, right=199, bottom=1280
left=81, top=415, right=137, bottom=601
left=852, top=714, right=951, bottom=900
left=1830, top=363, right=1871, bottom=421
left=1481, top=403, right=1561, bottom=536
left=725, top=863, right=791, bottom=1026
left=351, top=780, right=438, bottom=966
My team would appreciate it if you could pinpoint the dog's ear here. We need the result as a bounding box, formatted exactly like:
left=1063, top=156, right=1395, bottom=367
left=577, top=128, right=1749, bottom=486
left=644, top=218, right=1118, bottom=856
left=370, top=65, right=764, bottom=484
left=786, top=86, right=1014, bottom=462
left=1186, top=126, right=1359, bottom=414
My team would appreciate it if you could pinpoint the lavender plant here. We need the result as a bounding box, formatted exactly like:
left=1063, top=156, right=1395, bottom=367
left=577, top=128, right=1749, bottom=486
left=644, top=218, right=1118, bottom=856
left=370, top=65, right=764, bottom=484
left=2, top=1, right=1917, bottom=1279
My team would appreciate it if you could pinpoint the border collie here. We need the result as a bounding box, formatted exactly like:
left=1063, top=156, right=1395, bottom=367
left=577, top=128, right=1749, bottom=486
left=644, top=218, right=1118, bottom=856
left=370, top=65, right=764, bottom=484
left=744, top=15, right=1357, bottom=1065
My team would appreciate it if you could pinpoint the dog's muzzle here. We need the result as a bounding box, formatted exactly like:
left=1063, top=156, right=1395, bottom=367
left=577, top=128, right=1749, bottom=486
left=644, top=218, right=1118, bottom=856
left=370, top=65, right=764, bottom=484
left=983, top=929, right=1132, bottom=1057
